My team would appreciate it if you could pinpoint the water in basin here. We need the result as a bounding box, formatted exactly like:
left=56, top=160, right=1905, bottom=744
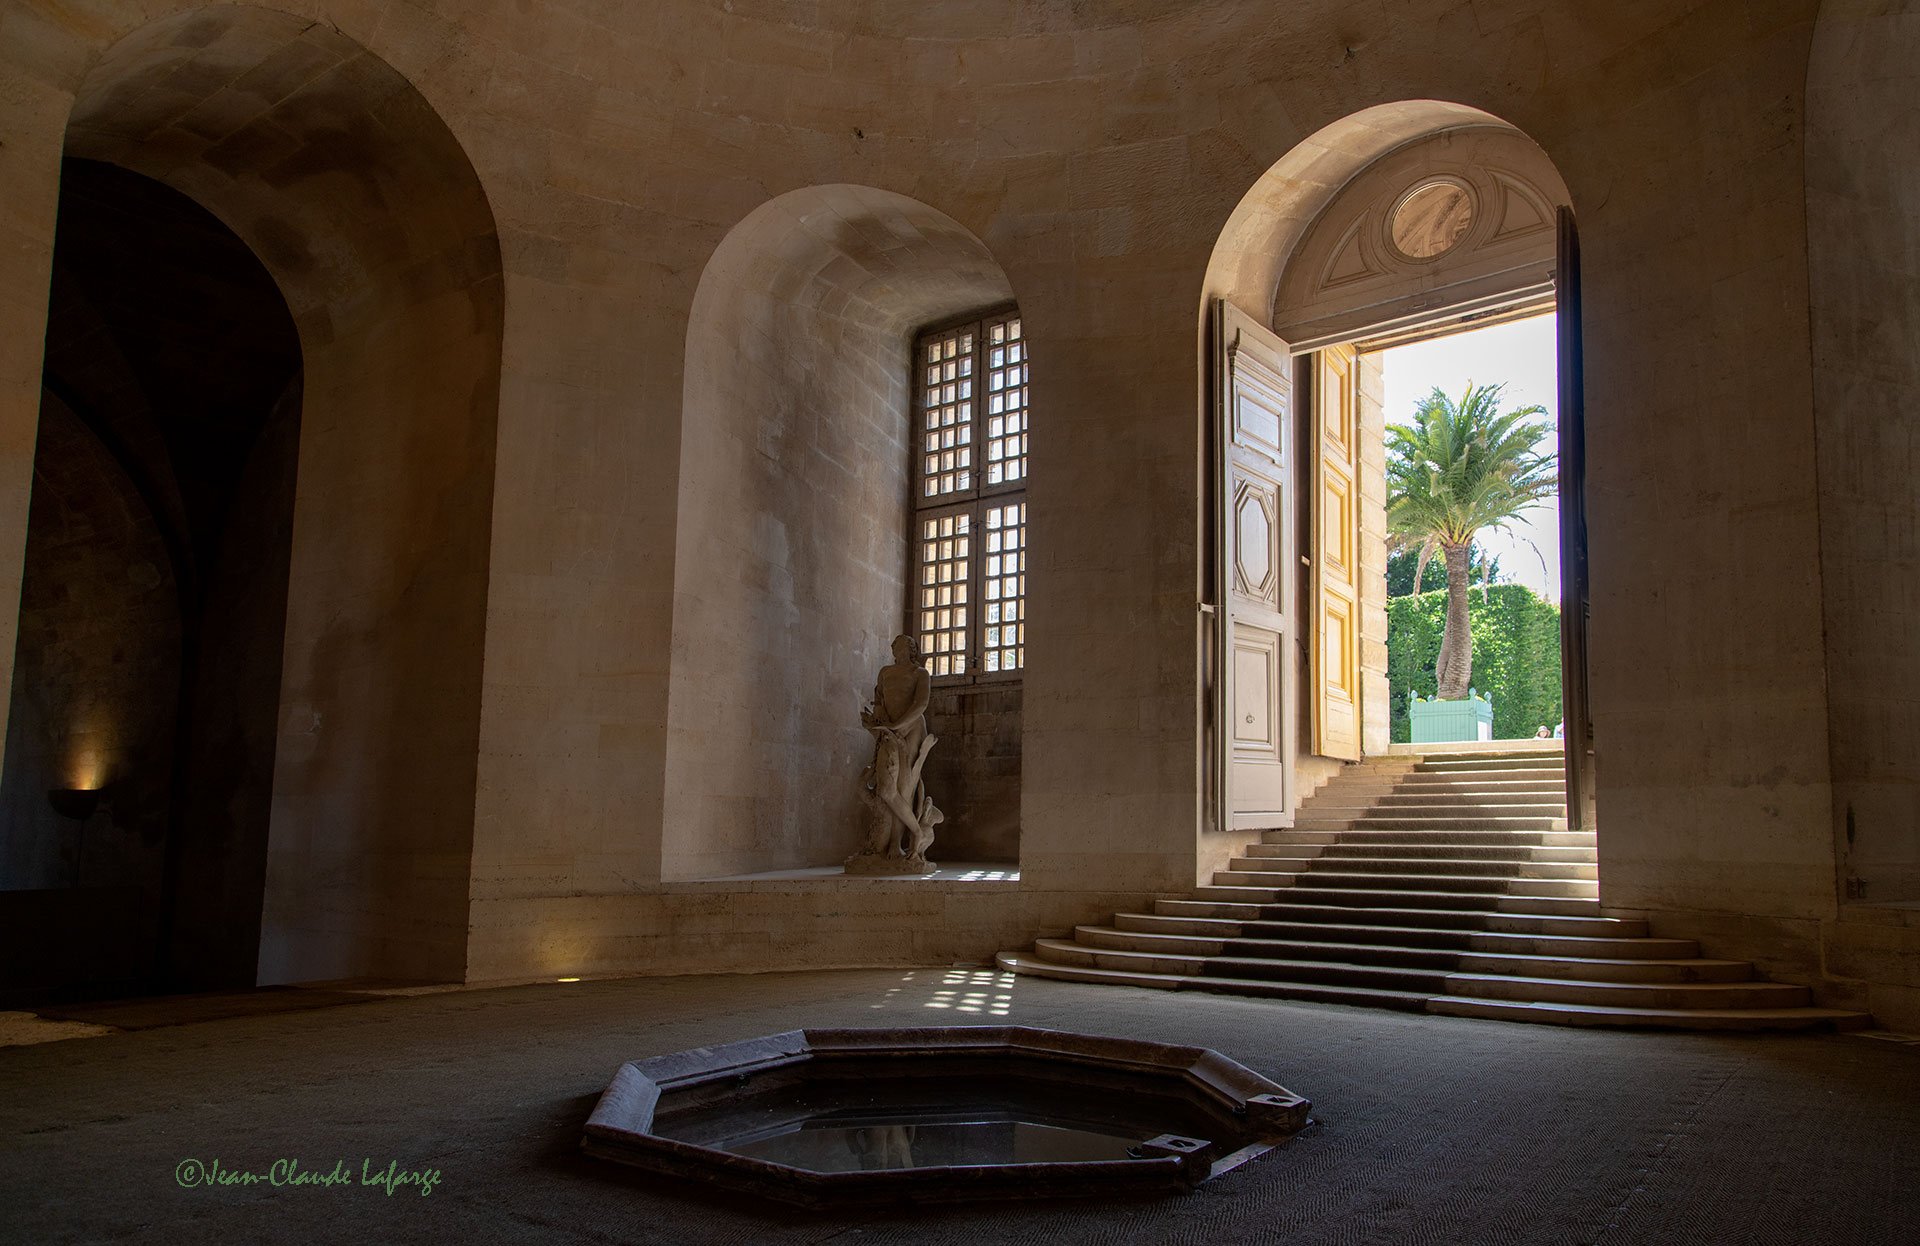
left=652, top=1068, right=1220, bottom=1174
left=728, top=1113, right=1139, bottom=1173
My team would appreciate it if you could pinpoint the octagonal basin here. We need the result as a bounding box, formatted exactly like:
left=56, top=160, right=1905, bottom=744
left=581, top=1026, right=1310, bottom=1208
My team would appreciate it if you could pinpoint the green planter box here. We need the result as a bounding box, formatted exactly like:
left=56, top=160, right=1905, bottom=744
left=1410, top=692, right=1493, bottom=743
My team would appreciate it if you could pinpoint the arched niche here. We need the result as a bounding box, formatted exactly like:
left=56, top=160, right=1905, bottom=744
left=58, top=6, right=505, bottom=985
left=1806, top=0, right=1920, bottom=907
left=665, top=184, right=1014, bottom=881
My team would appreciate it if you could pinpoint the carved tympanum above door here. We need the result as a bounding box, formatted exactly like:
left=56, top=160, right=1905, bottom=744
left=1274, top=126, right=1570, bottom=351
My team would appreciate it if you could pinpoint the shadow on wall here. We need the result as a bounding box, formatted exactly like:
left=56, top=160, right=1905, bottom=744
left=1807, top=1, right=1920, bottom=908
left=45, top=5, right=505, bottom=987
left=0, top=155, right=304, bottom=1003
left=664, top=184, right=1016, bottom=880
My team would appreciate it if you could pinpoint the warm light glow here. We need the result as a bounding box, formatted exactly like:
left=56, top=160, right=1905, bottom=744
left=67, top=750, right=103, bottom=791
left=556, top=977, right=580, bottom=983
left=65, top=721, right=110, bottom=791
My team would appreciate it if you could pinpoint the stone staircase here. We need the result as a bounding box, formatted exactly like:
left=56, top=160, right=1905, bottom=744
left=999, top=748, right=1870, bottom=1031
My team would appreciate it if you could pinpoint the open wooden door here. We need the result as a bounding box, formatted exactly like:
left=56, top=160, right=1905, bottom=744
left=1312, top=344, right=1363, bottom=761
left=1211, top=299, right=1297, bottom=830
left=1556, top=206, right=1596, bottom=831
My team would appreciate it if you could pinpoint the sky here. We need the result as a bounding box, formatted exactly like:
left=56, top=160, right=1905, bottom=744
left=1377, top=312, right=1560, bottom=601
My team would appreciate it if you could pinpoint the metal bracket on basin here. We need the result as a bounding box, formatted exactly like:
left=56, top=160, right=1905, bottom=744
left=1134, top=1134, right=1214, bottom=1182
left=1244, top=1091, right=1311, bottom=1137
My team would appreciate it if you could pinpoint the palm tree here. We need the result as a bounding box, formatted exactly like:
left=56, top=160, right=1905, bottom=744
left=1387, top=382, right=1556, bottom=701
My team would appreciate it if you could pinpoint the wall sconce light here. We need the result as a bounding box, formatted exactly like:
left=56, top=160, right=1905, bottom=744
left=47, top=788, right=102, bottom=821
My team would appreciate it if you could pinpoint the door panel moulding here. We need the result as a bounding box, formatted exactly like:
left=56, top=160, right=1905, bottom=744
left=1210, top=300, right=1298, bottom=833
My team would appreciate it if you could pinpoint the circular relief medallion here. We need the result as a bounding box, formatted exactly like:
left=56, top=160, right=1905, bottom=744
left=1389, top=179, right=1474, bottom=261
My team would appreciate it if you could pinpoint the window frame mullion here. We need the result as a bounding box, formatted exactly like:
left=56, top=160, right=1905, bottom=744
left=912, top=303, right=1026, bottom=688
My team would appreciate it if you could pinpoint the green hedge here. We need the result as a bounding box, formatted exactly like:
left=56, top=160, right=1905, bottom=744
left=1388, top=584, right=1562, bottom=743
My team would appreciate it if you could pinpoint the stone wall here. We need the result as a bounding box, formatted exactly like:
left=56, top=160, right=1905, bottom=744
left=0, top=395, right=178, bottom=894
left=166, top=380, right=300, bottom=990
left=924, top=684, right=1021, bottom=864
left=1807, top=0, right=1920, bottom=909
left=1, top=0, right=1915, bottom=1024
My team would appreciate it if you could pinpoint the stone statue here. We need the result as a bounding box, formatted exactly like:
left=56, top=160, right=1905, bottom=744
left=846, top=634, right=942, bottom=875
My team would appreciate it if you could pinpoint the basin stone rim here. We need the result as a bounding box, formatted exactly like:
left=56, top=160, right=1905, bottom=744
left=581, top=1025, right=1311, bottom=1206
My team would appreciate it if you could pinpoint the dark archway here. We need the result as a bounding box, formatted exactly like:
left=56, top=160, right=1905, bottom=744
left=0, top=5, right=507, bottom=989
left=0, top=160, right=302, bottom=1001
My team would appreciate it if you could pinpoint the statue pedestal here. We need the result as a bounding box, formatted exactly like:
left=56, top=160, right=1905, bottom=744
left=843, top=851, right=936, bottom=876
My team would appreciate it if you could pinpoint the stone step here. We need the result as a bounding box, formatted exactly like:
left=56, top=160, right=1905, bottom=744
left=1074, top=925, right=1230, bottom=957
left=1301, top=783, right=1567, bottom=802
left=1416, top=757, right=1565, bottom=773
left=1351, top=790, right=1570, bottom=807
left=994, top=950, right=1183, bottom=993
left=1263, top=828, right=1562, bottom=847
left=1193, top=883, right=1602, bottom=911
left=1233, top=855, right=1596, bottom=880
left=1237, top=855, right=1527, bottom=877
left=1001, top=946, right=1864, bottom=1031
left=1217, top=937, right=1459, bottom=972
left=1036, top=938, right=1448, bottom=993
left=1032, top=937, right=1206, bottom=977
left=1160, top=895, right=1629, bottom=934
left=1058, top=931, right=1751, bottom=989
left=1301, top=803, right=1570, bottom=820
left=1426, top=996, right=1872, bottom=1031
left=1185, top=930, right=1747, bottom=984
left=1493, top=892, right=1601, bottom=912
left=1113, top=911, right=1245, bottom=937
left=1152, top=898, right=1270, bottom=920
left=1100, top=912, right=1727, bottom=959
left=1505, top=877, right=1599, bottom=898
left=1200, top=954, right=1450, bottom=994
left=1248, top=841, right=1524, bottom=862
left=1394, top=774, right=1567, bottom=788
left=1443, top=973, right=1811, bottom=1010
left=1471, top=911, right=1648, bottom=936
left=1451, top=953, right=1752, bottom=984
left=1257, top=843, right=1597, bottom=866
left=1195, top=977, right=1435, bottom=1012
left=1081, top=924, right=1457, bottom=970
left=1214, top=870, right=1511, bottom=894
left=998, top=948, right=1432, bottom=1012
left=1293, top=816, right=1568, bottom=832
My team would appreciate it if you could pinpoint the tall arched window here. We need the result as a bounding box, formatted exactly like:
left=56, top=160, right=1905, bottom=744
left=913, top=307, right=1028, bottom=678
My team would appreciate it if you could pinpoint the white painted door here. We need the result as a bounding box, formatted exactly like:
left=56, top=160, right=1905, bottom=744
left=1213, top=300, right=1296, bottom=828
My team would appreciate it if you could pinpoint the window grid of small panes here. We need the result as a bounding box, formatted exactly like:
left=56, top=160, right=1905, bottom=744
left=982, top=501, right=1025, bottom=673
left=918, top=510, right=972, bottom=677
left=921, top=329, right=974, bottom=498
left=912, top=309, right=1028, bottom=678
left=983, top=318, right=1027, bottom=486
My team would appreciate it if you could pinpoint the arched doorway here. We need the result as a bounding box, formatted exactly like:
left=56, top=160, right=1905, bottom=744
left=0, top=5, right=505, bottom=993
left=1199, top=101, right=1587, bottom=852
left=0, top=159, right=303, bottom=1002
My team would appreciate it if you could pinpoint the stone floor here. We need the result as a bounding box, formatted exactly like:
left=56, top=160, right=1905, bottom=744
left=3, top=967, right=1916, bottom=1245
